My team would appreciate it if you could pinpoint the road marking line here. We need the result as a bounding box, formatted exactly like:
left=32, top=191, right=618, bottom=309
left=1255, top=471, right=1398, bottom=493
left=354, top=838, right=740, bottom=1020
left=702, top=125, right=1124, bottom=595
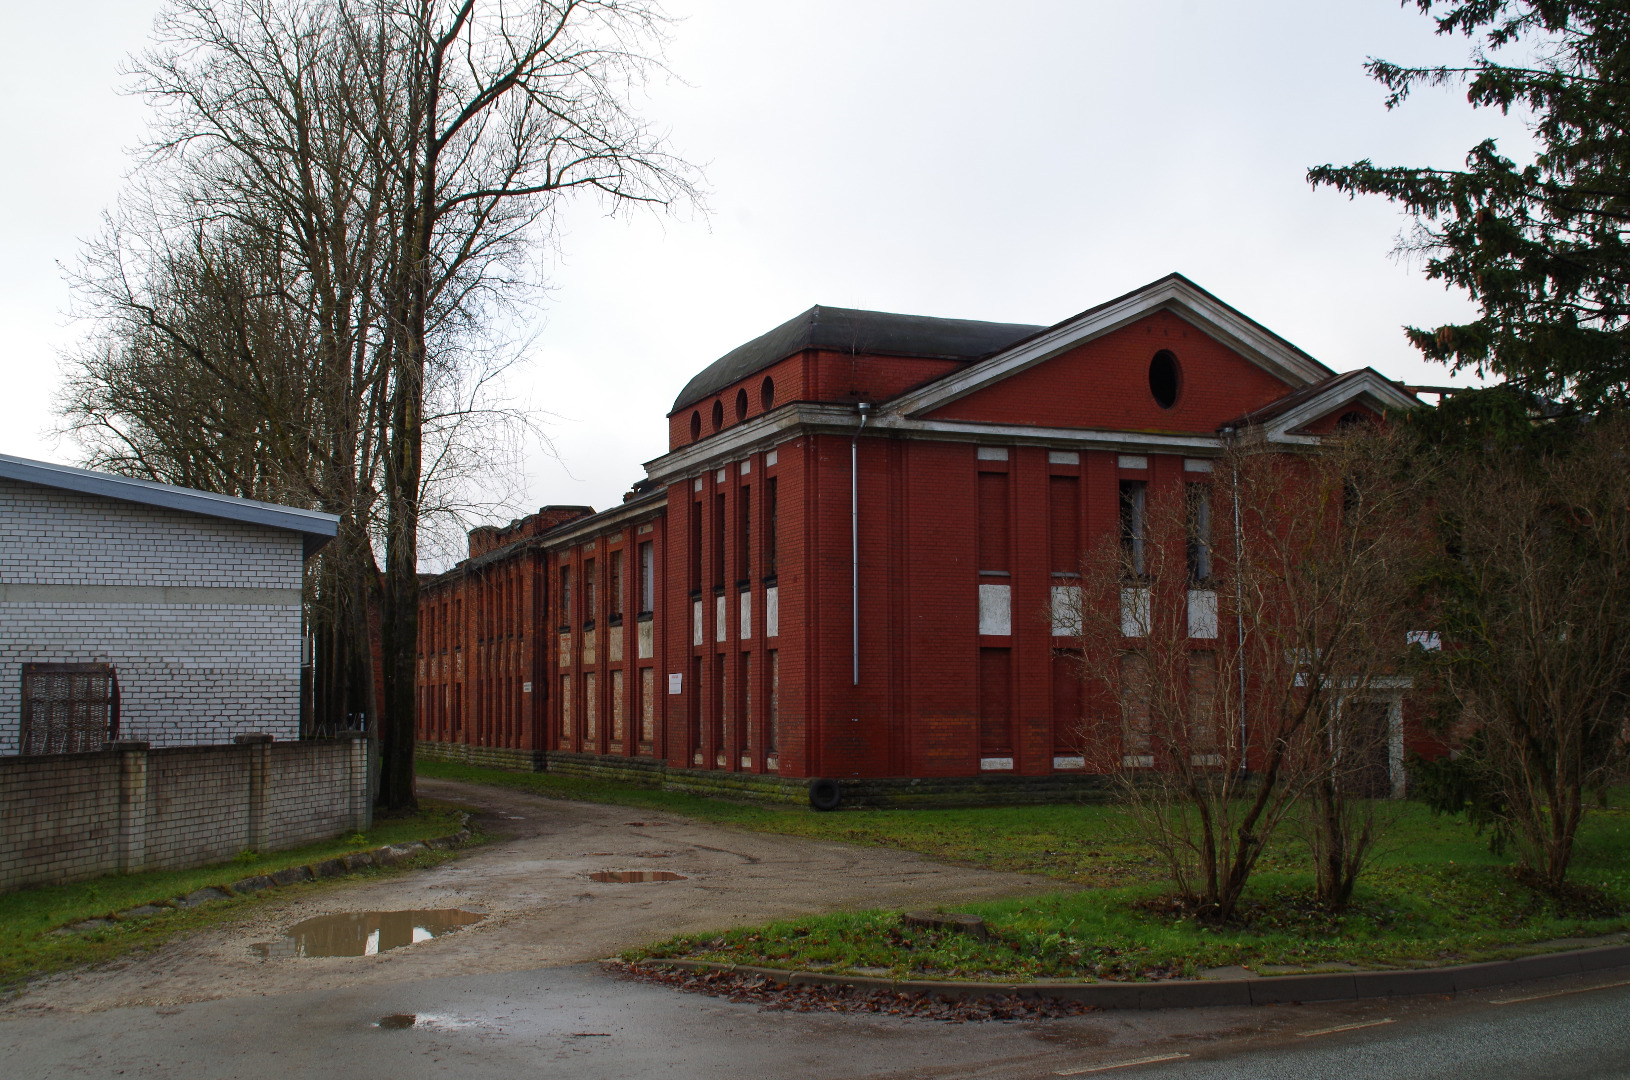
left=1298, top=1018, right=1396, bottom=1037
left=1491, top=979, right=1630, bottom=1005
left=1054, top=1053, right=1191, bottom=1075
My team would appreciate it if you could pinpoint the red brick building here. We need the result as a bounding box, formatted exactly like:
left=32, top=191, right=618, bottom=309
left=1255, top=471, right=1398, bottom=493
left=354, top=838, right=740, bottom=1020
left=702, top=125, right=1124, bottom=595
left=416, top=274, right=1420, bottom=803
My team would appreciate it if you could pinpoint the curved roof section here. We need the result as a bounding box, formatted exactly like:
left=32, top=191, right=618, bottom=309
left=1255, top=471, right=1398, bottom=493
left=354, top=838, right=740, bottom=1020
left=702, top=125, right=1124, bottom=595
left=671, top=305, right=1045, bottom=413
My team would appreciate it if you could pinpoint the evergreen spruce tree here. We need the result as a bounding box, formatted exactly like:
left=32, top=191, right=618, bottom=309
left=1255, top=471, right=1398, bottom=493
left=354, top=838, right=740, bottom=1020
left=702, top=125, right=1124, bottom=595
left=1310, top=1, right=1630, bottom=409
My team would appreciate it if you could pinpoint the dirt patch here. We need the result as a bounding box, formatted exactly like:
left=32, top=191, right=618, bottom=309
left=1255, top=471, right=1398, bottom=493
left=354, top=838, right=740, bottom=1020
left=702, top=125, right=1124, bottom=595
left=4, top=776, right=1054, bottom=1015
left=609, top=960, right=1102, bottom=1022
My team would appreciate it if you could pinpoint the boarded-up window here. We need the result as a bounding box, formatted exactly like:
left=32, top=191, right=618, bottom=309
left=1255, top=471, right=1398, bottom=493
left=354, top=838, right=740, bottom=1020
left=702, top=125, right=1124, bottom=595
left=20, top=663, right=119, bottom=755
left=612, top=668, right=626, bottom=743
left=610, top=549, right=625, bottom=614
left=1187, top=650, right=1219, bottom=756
left=584, top=672, right=598, bottom=744
left=1050, top=475, right=1080, bottom=574
left=559, top=675, right=573, bottom=742
left=767, top=650, right=780, bottom=752
left=1120, top=652, right=1152, bottom=759
left=977, top=472, right=1010, bottom=570
left=1051, top=650, right=1081, bottom=751
left=690, top=657, right=703, bottom=751
left=640, top=667, right=655, bottom=744
left=979, top=647, right=1012, bottom=754
left=741, top=652, right=754, bottom=750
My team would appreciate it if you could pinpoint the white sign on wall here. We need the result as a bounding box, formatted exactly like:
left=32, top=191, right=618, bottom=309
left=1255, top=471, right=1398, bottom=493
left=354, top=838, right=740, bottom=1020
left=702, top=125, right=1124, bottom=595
left=668, top=673, right=683, bottom=695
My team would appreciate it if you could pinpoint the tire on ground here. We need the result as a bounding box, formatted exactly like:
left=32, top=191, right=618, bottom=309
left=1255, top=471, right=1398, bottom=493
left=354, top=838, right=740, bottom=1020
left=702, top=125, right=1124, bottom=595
left=808, top=778, right=841, bottom=811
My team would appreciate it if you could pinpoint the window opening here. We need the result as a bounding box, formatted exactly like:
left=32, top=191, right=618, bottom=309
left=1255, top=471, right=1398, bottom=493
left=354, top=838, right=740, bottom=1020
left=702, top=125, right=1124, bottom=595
left=20, top=663, right=120, bottom=754
left=1120, top=480, right=1148, bottom=577
left=1149, top=350, right=1180, bottom=409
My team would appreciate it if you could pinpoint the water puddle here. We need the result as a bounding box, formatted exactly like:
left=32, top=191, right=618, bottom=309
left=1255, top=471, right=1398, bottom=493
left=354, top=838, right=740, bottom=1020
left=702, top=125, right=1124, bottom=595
left=374, top=1013, right=483, bottom=1032
left=588, top=870, right=687, bottom=883
left=251, top=909, right=485, bottom=958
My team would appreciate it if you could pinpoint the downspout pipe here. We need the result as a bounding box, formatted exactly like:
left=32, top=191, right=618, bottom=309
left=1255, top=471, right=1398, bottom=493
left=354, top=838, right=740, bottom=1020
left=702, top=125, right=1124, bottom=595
left=852, top=402, right=871, bottom=686
left=1223, top=426, right=1248, bottom=774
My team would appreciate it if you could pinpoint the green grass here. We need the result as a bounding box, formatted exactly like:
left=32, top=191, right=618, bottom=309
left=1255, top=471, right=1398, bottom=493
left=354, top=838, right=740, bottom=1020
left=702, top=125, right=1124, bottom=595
left=0, top=800, right=476, bottom=992
left=419, top=761, right=1630, bottom=982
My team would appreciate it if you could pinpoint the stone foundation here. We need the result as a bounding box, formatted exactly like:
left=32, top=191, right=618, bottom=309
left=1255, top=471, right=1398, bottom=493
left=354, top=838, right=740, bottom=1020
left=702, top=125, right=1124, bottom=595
left=422, top=743, right=1114, bottom=809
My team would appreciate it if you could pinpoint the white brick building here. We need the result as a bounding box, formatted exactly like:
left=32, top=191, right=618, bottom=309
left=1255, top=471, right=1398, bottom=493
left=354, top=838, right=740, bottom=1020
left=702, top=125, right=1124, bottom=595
left=0, top=454, right=338, bottom=755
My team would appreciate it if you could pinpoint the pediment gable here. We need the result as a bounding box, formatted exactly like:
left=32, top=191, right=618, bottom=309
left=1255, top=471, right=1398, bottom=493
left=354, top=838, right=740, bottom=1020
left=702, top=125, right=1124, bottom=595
left=888, top=275, right=1335, bottom=431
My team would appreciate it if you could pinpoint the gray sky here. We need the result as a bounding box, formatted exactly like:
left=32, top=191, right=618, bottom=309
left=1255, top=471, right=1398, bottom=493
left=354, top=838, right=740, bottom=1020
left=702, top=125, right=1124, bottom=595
left=1, top=0, right=1524, bottom=534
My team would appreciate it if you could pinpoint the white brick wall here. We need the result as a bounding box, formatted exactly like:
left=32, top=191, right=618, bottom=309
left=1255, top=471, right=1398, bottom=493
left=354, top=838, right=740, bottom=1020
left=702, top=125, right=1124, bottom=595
left=0, top=477, right=301, bottom=587
left=0, top=478, right=305, bottom=754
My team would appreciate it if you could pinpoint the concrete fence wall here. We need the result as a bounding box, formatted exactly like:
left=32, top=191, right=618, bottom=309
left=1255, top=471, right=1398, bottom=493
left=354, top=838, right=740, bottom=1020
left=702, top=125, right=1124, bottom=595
left=0, top=735, right=371, bottom=892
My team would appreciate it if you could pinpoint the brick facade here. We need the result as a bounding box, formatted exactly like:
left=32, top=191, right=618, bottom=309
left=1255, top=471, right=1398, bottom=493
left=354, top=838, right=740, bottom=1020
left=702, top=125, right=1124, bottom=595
left=416, top=275, right=1423, bottom=792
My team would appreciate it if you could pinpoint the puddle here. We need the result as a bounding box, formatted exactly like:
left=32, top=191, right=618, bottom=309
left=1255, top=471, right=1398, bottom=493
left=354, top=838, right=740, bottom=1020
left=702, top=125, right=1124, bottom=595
left=623, top=821, right=668, bottom=827
left=374, top=1013, right=483, bottom=1032
left=251, top=909, right=485, bottom=958
left=588, top=870, right=687, bottom=883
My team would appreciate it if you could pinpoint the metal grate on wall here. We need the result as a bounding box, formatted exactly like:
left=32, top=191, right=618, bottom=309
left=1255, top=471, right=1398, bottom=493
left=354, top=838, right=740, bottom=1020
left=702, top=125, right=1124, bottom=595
left=20, top=663, right=120, bottom=755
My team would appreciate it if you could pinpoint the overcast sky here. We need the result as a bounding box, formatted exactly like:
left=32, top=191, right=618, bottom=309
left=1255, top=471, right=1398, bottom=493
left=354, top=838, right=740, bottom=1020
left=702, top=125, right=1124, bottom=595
left=0, top=0, right=1526, bottom=544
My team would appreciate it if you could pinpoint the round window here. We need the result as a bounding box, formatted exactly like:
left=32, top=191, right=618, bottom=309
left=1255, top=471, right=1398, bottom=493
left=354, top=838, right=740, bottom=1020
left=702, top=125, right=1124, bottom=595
left=690, top=410, right=701, bottom=440
left=761, top=375, right=775, bottom=410
left=1149, top=350, right=1180, bottom=409
left=711, top=399, right=724, bottom=431
left=735, top=387, right=748, bottom=421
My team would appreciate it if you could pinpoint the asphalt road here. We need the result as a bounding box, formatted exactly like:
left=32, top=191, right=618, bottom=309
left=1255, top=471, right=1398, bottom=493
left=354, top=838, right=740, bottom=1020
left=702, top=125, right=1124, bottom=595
left=3, top=961, right=1627, bottom=1079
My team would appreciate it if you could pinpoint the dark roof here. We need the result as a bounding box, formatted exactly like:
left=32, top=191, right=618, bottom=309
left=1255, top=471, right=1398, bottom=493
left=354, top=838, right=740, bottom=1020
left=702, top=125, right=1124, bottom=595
left=671, top=305, right=1045, bottom=413
left=0, top=452, right=340, bottom=558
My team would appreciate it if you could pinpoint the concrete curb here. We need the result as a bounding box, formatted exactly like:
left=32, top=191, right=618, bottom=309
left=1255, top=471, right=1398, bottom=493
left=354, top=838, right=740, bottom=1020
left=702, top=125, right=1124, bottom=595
left=633, top=941, right=1630, bottom=1010
left=58, top=814, right=474, bottom=933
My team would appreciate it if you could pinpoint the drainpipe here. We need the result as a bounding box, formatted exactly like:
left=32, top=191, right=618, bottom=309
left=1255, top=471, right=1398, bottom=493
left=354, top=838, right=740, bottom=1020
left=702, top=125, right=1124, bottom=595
left=1223, top=426, right=1248, bottom=773
left=852, top=402, right=871, bottom=686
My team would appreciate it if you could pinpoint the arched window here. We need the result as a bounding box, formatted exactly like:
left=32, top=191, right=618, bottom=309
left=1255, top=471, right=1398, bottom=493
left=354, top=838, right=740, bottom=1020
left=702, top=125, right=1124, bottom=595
left=761, top=375, right=775, bottom=410
left=735, top=387, right=748, bottom=421
left=1149, top=350, right=1180, bottom=409
left=690, top=410, right=702, bottom=441
left=711, top=399, right=724, bottom=431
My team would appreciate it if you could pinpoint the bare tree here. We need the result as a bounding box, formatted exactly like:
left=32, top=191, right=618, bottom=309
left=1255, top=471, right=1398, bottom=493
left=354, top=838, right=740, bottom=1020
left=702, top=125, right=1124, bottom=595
left=62, top=0, right=697, bottom=810
left=1070, top=428, right=1423, bottom=919
left=1419, top=410, right=1630, bottom=891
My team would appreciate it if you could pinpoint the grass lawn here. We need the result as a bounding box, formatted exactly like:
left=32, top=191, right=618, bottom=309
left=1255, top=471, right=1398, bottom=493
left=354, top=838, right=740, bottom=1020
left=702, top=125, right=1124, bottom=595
left=420, top=760, right=1630, bottom=981
left=0, top=800, right=475, bottom=992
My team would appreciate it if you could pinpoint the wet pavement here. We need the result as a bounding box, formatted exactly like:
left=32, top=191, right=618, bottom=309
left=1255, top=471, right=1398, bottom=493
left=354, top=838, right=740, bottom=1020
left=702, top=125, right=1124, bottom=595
left=3, top=960, right=1628, bottom=1079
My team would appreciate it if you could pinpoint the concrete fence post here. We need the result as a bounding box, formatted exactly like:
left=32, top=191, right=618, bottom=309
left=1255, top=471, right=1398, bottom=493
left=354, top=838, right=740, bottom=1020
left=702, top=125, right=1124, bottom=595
left=110, top=740, right=150, bottom=873
left=345, top=732, right=373, bottom=833
left=234, top=734, right=274, bottom=852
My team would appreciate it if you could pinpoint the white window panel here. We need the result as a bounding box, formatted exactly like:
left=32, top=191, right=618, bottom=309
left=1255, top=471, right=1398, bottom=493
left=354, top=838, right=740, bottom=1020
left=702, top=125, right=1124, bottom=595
left=1184, top=458, right=1213, bottom=473
left=766, top=585, right=779, bottom=638
left=1048, top=450, right=1080, bottom=465
left=977, top=446, right=1009, bottom=461
left=1051, top=584, right=1082, bottom=637
left=1118, top=454, right=1148, bottom=470
left=692, top=599, right=703, bottom=646
left=978, top=583, right=1012, bottom=636
left=980, top=756, right=1014, bottom=771
left=1187, top=589, right=1218, bottom=639
left=715, top=594, right=728, bottom=642
left=1121, top=586, right=1151, bottom=638
left=739, top=590, right=752, bottom=639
